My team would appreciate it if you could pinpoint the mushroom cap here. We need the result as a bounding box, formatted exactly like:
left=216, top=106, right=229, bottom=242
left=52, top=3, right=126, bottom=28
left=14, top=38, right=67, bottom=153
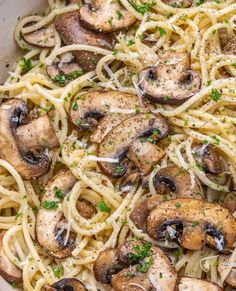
left=153, top=164, right=202, bottom=199
left=22, top=24, right=55, bottom=48
left=0, top=99, right=55, bottom=179
left=0, top=231, right=22, bottom=284
left=147, top=198, right=236, bottom=252
left=218, top=255, right=236, bottom=287
left=138, top=52, right=201, bottom=105
left=222, top=191, right=236, bottom=214
left=179, top=277, right=222, bottom=291
left=55, top=11, right=113, bottom=72
left=36, top=169, right=77, bottom=258
left=79, top=0, right=136, bottom=33
left=45, top=278, right=87, bottom=291
left=70, top=90, right=149, bottom=131
left=111, top=245, right=177, bottom=291
left=97, top=112, right=169, bottom=177
left=93, top=248, right=122, bottom=284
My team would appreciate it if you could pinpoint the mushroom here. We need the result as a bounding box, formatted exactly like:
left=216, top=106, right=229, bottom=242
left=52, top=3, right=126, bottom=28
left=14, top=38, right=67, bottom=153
left=111, top=243, right=177, bottom=291
left=97, top=112, right=169, bottom=178
left=44, top=278, right=87, bottom=291
left=222, top=191, right=236, bottom=214
left=119, top=172, right=141, bottom=194
left=93, top=248, right=123, bottom=284
left=22, top=24, right=55, bottom=48
left=138, top=52, right=201, bottom=105
left=162, top=0, right=192, bottom=8
left=153, top=164, right=203, bottom=199
left=192, top=143, right=229, bottom=185
left=147, top=198, right=236, bottom=252
left=178, top=277, right=223, bottom=291
left=128, top=140, right=165, bottom=175
left=222, top=37, right=236, bottom=55
left=36, top=169, right=77, bottom=258
left=70, top=90, right=150, bottom=131
left=218, top=255, right=236, bottom=287
left=0, top=231, right=22, bottom=284
left=55, top=11, right=113, bottom=72
left=0, top=99, right=59, bottom=180
left=76, top=200, right=94, bottom=219
left=90, top=113, right=127, bottom=144
left=79, top=0, right=136, bottom=33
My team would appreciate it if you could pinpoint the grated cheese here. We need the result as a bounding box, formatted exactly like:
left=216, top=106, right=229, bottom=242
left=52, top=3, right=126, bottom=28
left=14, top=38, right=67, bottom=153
left=88, top=155, right=119, bottom=163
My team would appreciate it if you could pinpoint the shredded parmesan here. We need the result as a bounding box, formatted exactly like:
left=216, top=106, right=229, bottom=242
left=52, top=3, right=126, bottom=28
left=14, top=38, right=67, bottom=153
left=149, top=272, right=162, bottom=291
left=88, top=156, right=119, bottom=163
left=104, top=64, right=122, bottom=89
left=63, top=219, right=71, bottom=247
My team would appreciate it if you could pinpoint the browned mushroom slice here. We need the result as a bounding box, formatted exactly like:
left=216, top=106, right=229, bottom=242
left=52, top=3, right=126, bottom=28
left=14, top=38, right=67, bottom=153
left=76, top=200, right=94, bottom=219
left=128, top=140, right=165, bottom=175
left=55, top=11, right=113, bottom=72
left=222, top=191, right=236, bottom=214
left=97, top=113, right=169, bottom=178
left=44, top=278, right=87, bottom=291
left=179, top=222, right=206, bottom=250
left=47, top=59, right=83, bottom=86
left=222, top=37, right=236, bottom=55
left=119, top=172, right=141, bottom=193
left=116, top=240, right=146, bottom=266
left=179, top=277, right=223, bottom=291
left=162, top=0, right=192, bottom=8
left=111, top=245, right=177, bottom=291
left=93, top=248, right=123, bottom=284
left=138, top=52, right=201, bottom=105
left=0, top=231, right=22, bottom=284
left=79, top=0, right=136, bottom=33
left=218, top=255, right=236, bottom=287
left=0, top=99, right=59, bottom=180
left=70, top=90, right=149, bottom=131
left=153, top=164, right=202, bottom=199
left=147, top=198, right=236, bottom=252
left=36, top=169, right=77, bottom=258
left=22, top=24, right=55, bottom=48
left=90, top=114, right=128, bottom=143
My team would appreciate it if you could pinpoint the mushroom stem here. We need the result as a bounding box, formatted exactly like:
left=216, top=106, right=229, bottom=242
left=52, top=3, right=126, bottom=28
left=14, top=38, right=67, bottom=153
left=16, top=115, right=59, bottom=151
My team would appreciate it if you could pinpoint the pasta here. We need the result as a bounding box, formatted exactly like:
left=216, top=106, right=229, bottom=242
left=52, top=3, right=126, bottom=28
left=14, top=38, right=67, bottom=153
left=0, top=0, right=236, bottom=290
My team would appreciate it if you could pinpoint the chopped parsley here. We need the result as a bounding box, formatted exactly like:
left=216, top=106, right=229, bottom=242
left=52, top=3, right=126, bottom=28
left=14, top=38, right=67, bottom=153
left=172, top=248, right=180, bottom=257
left=156, top=26, right=166, bottom=37
left=15, top=212, right=23, bottom=219
left=53, top=265, right=64, bottom=279
left=112, top=49, right=118, bottom=56
left=53, top=186, right=63, bottom=199
left=210, top=88, right=221, bottom=102
left=116, top=10, right=123, bottom=20
left=136, top=256, right=153, bottom=273
left=115, top=165, right=123, bottom=174
left=97, top=201, right=111, bottom=212
left=54, top=70, right=83, bottom=85
left=175, top=202, right=181, bottom=208
left=130, top=1, right=156, bottom=15
left=42, top=200, right=58, bottom=209
left=20, top=57, right=32, bottom=74
left=71, top=100, right=78, bottom=110
left=211, top=135, right=220, bottom=145
left=192, top=221, right=199, bottom=227
left=127, top=39, right=135, bottom=46
left=207, top=80, right=212, bottom=86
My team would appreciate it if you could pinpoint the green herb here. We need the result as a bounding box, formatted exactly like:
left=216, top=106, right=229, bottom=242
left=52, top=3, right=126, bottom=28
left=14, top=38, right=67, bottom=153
left=134, top=104, right=140, bottom=114
left=156, top=27, right=166, bottom=37
left=32, top=206, right=37, bottom=214
left=53, top=186, right=63, bottom=199
left=15, top=212, right=22, bottom=219
left=130, top=1, right=156, bottom=15
left=54, top=70, right=83, bottom=85
left=212, top=260, right=219, bottom=267
left=159, top=272, right=163, bottom=278
left=124, top=271, right=135, bottom=277
left=53, top=265, right=64, bottom=279
left=71, top=100, right=78, bottom=110
left=127, top=39, right=135, bottom=46
left=213, top=0, right=221, bottom=3
left=11, top=281, right=17, bottom=288
left=129, top=242, right=152, bottom=262
left=97, top=201, right=111, bottom=212
left=211, top=135, right=220, bottom=145
left=195, top=0, right=205, bottom=5
left=207, top=80, right=212, bottom=86
left=54, top=74, right=66, bottom=85
left=210, top=88, right=221, bottom=102
left=115, top=165, right=123, bottom=174
left=195, top=162, right=204, bottom=171
left=42, top=200, right=58, bottom=209
left=164, top=95, right=171, bottom=101
left=175, top=202, right=181, bottom=208
left=232, top=63, right=236, bottom=68
left=116, top=10, right=123, bottom=20
left=136, top=256, right=153, bottom=272
left=167, top=12, right=173, bottom=18
left=108, top=17, right=114, bottom=28
left=112, top=49, right=118, bottom=55
left=179, top=14, right=188, bottom=21
left=172, top=248, right=180, bottom=257
left=20, top=57, right=32, bottom=74
left=192, top=221, right=199, bottom=227
left=121, top=219, right=127, bottom=225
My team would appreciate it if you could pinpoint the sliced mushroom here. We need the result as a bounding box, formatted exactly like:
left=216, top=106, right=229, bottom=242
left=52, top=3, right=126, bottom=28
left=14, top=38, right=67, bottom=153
left=128, top=140, right=165, bottom=175
left=0, top=231, right=22, bottom=284
left=22, top=24, right=55, bottom=48
left=70, top=90, right=149, bottom=130
left=55, top=11, right=113, bottom=72
left=139, top=52, right=201, bottom=105
left=0, top=99, right=59, bottom=179
left=222, top=191, right=236, bottom=214
left=111, top=245, right=177, bottom=291
left=162, top=0, right=192, bottom=8
left=76, top=200, right=94, bottom=219
left=153, top=164, right=202, bottom=199
left=97, top=113, right=169, bottom=177
left=93, top=248, right=123, bottom=284
left=36, top=169, right=77, bottom=258
left=218, top=255, right=236, bottom=287
left=222, top=37, right=236, bottom=55
left=178, top=277, right=223, bottom=291
left=90, top=113, right=128, bottom=144
left=119, top=172, right=141, bottom=194
left=147, top=198, right=236, bottom=252
left=44, top=278, right=87, bottom=291
left=79, top=0, right=136, bottom=33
